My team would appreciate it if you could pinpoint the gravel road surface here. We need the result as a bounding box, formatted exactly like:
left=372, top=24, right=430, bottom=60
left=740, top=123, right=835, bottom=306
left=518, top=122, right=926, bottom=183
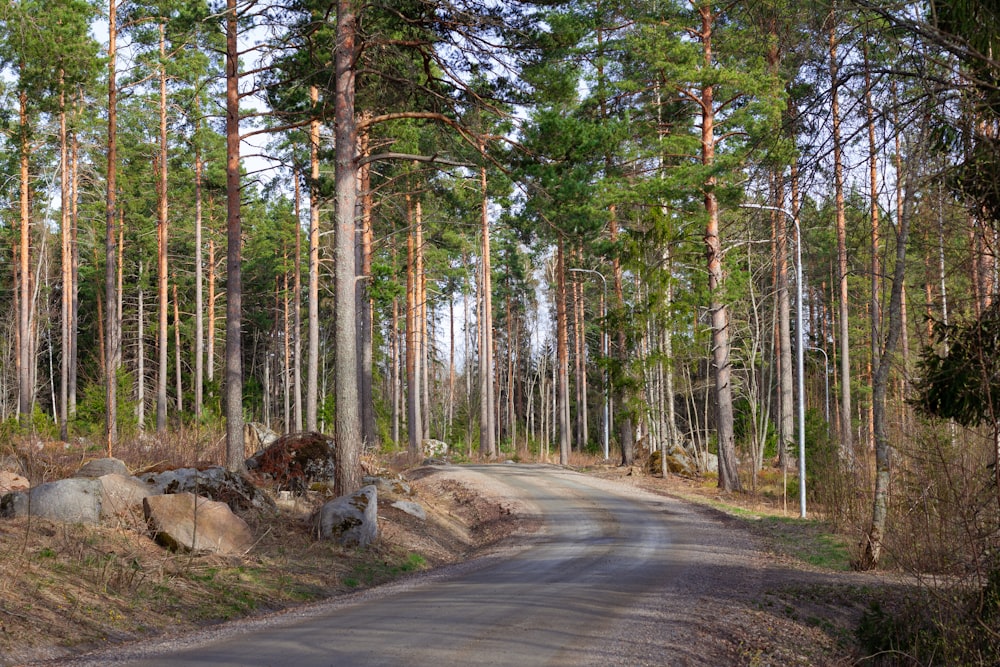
left=54, top=464, right=790, bottom=666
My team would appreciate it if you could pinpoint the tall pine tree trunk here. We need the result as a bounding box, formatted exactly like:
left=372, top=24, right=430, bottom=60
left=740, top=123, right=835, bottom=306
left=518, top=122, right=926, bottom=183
left=610, top=212, right=634, bottom=466
left=156, top=22, right=170, bottom=432
left=104, top=4, right=119, bottom=454
left=59, top=81, right=70, bottom=441
left=306, top=86, right=321, bottom=432
left=479, top=155, right=496, bottom=458
left=333, top=0, right=362, bottom=494
left=556, top=240, right=571, bottom=465
left=137, top=261, right=145, bottom=429
left=224, top=0, right=245, bottom=471
left=194, top=113, right=204, bottom=419
left=293, top=171, right=303, bottom=431
left=69, top=113, right=80, bottom=421
left=700, top=3, right=740, bottom=491
left=358, top=128, right=375, bottom=447
left=18, top=84, right=31, bottom=425
left=775, top=178, right=793, bottom=469
left=829, top=6, right=853, bottom=458
left=406, top=195, right=423, bottom=459
left=173, top=281, right=182, bottom=412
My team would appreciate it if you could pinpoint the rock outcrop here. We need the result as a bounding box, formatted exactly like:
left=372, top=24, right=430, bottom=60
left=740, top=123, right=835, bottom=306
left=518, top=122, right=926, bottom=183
left=312, top=485, right=378, bottom=547
left=143, top=493, right=254, bottom=555
left=1, top=478, right=103, bottom=524
left=0, top=470, right=29, bottom=495
left=98, top=474, right=159, bottom=520
left=74, top=457, right=129, bottom=479
left=141, top=467, right=275, bottom=513
left=391, top=500, right=426, bottom=521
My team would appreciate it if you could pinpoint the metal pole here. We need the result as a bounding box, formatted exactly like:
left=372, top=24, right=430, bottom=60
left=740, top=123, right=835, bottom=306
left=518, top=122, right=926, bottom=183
left=568, top=268, right=609, bottom=460
left=808, top=346, right=830, bottom=425
left=741, top=203, right=807, bottom=518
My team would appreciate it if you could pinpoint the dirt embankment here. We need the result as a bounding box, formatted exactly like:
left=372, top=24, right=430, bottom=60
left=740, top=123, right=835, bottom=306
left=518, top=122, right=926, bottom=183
left=0, top=465, right=533, bottom=667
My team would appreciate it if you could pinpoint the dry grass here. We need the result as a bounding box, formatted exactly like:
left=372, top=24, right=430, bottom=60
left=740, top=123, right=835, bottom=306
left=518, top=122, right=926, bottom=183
left=0, top=435, right=525, bottom=666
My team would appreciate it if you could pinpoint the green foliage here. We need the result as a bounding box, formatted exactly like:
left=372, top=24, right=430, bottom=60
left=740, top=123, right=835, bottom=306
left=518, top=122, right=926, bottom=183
left=914, top=304, right=1000, bottom=429
left=75, top=370, right=139, bottom=438
left=0, top=406, right=59, bottom=441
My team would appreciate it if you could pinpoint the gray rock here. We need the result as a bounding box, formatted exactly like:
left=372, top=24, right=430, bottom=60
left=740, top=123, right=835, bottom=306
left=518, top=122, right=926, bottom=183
left=143, top=493, right=254, bottom=555
left=698, top=451, right=719, bottom=474
left=244, top=422, right=280, bottom=458
left=1, top=478, right=103, bottom=524
left=98, top=474, right=159, bottom=519
left=0, top=470, right=29, bottom=495
left=422, top=458, right=448, bottom=466
left=74, top=457, right=129, bottom=478
left=422, top=439, right=449, bottom=458
left=312, top=485, right=378, bottom=547
left=362, top=475, right=411, bottom=497
left=649, top=447, right=698, bottom=477
left=141, top=467, right=275, bottom=513
left=391, top=500, right=426, bottom=521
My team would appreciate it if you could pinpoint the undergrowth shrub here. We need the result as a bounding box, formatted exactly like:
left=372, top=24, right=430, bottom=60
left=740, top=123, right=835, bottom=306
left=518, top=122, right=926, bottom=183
left=855, top=418, right=1000, bottom=665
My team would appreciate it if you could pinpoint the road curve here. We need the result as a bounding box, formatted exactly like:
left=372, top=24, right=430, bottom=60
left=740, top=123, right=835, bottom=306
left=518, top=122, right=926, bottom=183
left=60, top=464, right=761, bottom=667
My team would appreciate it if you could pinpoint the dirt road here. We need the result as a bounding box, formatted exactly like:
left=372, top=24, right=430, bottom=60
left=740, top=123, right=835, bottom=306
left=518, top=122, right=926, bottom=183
left=52, top=464, right=871, bottom=666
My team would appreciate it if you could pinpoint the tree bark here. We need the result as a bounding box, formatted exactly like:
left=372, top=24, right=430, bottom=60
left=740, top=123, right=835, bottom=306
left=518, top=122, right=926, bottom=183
left=137, top=261, right=145, bottom=429
left=208, top=227, right=216, bottom=383
left=333, top=0, right=362, bottom=494
left=306, top=86, right=321, bottom=433
left=829, top=6, right=853, bottom=459
left=18, top=84, right=31, bottom=425
left=194, top=111, right=204, bottom=419
left=610, top=212, right=634, bottom=467
left=700, top=2, right=740, bottom=491
left=59, top=81, right=70, bottom=441
left=406, top=195, right=423, bottom=459
left=105, top=2, right=119, bottom=454
left=293, top=171, right=303, bottom=431
left=157, top=22, right=170, bottom=432
left=358, top=126, right=375, bottom=447
left=173, top=280, right=182, bottom=413
left=479, top=156, right=497, bottom=458
left=775, top=178, right=793, bottom=469
left=556, top=240, right=571, bottom=466
left=418, top=200, right=430, bottom=442
left=224, top=0, right=245, bottom=472
left=70, top=114, right=80, bottom=421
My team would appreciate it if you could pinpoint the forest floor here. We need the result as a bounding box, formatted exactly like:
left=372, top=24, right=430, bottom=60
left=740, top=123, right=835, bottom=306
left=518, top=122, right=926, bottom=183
left=0, top=449, right=906, bottom=666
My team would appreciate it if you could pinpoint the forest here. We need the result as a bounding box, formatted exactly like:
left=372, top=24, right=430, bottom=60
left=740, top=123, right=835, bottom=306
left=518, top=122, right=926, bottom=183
left=2, top=0, right=999, bottom=602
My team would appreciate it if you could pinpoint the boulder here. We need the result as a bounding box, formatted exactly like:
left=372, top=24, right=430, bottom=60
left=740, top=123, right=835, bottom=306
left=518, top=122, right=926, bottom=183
left=144, top=493, right=254, bottom=555
left=697, top=451, right=719, bottom=474
left=141, top=467, right=275, bottom=513
left=391, top=500, right=426, bottom=521
left=98, top=474, right=160, bottom=519
left=246, top=432, right=336, bottom=492
left=74, top=457, right=129, bottom=478
left=0, top=470, right=29, bottom=495
left=422, top=439, right=449, bottom=458
left=649, top=448, right=697, bottom=477
left=312, top=485, right=378, bottom=547
left=1, top=478, right=103, bottom=524
left=244, top=422, right=280, bottom=458
left=362, top=475, right=411, bottom=497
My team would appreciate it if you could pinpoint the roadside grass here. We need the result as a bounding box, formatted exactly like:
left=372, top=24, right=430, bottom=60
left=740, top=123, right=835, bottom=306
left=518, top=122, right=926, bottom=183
left=344, top=552, right=428, bottom=588
left=673, top=491, right=853, bottom=571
